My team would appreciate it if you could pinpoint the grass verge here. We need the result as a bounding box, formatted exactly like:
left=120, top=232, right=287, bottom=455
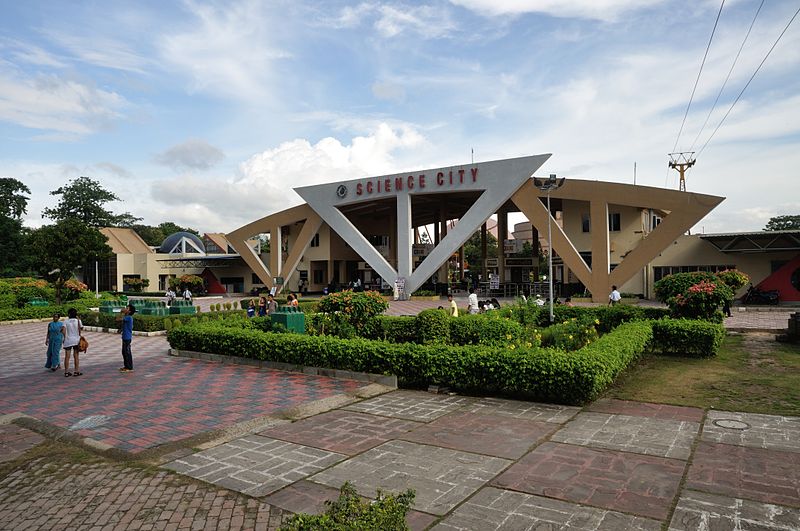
left=606, top=332, right=800, bottom=416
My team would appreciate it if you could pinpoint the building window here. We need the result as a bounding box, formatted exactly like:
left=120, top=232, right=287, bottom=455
left=310, top=233, right=320, bottom=247
left=581, top=213, right=590, bottom=233
left=368, top=235, right=389, bottom=247
left=251, top=273, right=264, bottom=285
left=608, top=213, right=621, bottom=232
left=313, top=269, right=325, bottom=284
left=651, top=215, right=662, bottom=230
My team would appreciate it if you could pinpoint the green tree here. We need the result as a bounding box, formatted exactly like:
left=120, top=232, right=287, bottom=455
left=0, top=178, right=33, bottom=276
left=131, top=224, right=166, bottom=246
left=764, top=215, right=800, bottom=231
left=0, top=178, right=31, bottom=218
left=27, top=219, right=112, bottom=304
left=158, top=221, right=199, bottom=237
left=462, top=230, right=497, bottom=272
left=42, top=176, right=141, bottom=227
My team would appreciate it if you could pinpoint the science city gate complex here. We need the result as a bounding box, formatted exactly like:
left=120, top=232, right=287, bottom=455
left=227, top=154, right=724, bottom=303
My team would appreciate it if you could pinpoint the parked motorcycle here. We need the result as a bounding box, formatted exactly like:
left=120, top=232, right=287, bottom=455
left=742, top=284, right=780, bottom=305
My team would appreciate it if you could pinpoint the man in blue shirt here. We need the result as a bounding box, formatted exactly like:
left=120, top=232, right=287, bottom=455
left=119, top=304, right=135, bottom=372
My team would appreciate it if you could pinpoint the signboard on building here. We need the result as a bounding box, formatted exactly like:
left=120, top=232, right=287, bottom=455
left=504, top=239, right=516, bottom=255
left=274, top=277, right=284, bottom=285
left=490, top=274, right=500, bottom=290
left=412, top=244, right=433, bottom=257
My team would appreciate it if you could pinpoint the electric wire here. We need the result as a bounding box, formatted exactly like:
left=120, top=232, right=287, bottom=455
left=697, top=4, right=800, bottom=157
left=688, top=0, right=764, bottom=152
left=672, top=0, right=726, bottom=153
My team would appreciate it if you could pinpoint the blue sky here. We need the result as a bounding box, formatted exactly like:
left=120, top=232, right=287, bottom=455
left=1, top=0, right=799, bottom=234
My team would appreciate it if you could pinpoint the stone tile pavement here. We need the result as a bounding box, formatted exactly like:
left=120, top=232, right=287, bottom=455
left=162, top=393, right=800, bottom=529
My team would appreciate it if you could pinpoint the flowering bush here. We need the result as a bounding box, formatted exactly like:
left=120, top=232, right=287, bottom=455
left=316, top=290, right=388, bottom=333
left=169, top=274, right=204, bottom=293
left=540, top=317, right=599, bottom=351
left=716, top=269, right=749, bottom=292
left=668, top=280, right=732, bottom=320
left=122, top=277, right=150, bottom=292
left=63, top=279, right=89, bottom=300
left=654, top=271, right=718, bottom=303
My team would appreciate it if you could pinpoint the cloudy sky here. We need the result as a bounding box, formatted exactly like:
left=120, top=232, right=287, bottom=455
left=2, top=0, right=799, bottom=235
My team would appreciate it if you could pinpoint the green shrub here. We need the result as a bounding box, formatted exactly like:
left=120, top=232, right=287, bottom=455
left=650, top=318, right=725, bottom=357
left=0, top=300, right=95, bottom=321
left=307, top=312, right=357, bottom=339
left=0, top=294, right=17, bottom=309
left=316, top=290, right=388, bottom=333
left=167, top=320, right=653, bottom=405
left=448, top=314, right=524, bottom=346
left=280, top=482, right=414, bottom=531
left=540, top=317, right=599, bottom=351
left=372, top=316, right=418, bottom=343
left=164, top=319, right=173, bottom=331
left=668, top=280, right=732, bottom=320
left=654, top=271, right=718, bottom=303
left=79, top=309, right=246, bottom=332
left=416, top=309, right=450, bottom=344
left=411, top=289, right=436, bottom=297
left=716, top=269, right=749, bottom=291
left=224, top=302, right=232, bottom=311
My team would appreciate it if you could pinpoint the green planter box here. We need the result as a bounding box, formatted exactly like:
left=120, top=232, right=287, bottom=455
left=270, top=306, right=305, bottom=334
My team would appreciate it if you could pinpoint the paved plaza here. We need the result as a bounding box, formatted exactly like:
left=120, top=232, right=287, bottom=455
left=1, top=318, right=800, bottom=529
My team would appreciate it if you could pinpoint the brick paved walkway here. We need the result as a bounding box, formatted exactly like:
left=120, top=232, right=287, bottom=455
left=0, top=323, right=365, bottom=453
left=0, top=445, right=290, bottom=530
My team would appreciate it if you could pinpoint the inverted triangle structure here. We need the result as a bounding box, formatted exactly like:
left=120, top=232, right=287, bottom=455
left=296, top=154, right=551, bottom=297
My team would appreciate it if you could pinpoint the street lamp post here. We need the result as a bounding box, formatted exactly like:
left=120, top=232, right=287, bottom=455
left=533, top=174, right=566, bottom=324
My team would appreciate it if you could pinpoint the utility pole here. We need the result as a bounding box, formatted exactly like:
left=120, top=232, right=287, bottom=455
left=668, top=152, right=695, bottom=192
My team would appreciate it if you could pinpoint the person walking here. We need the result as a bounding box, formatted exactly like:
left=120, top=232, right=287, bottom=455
left=183, top=287, right=192, bottom=303
left=45, top=313, right=64, bottom=371
left=447, top=294, right=459, bottom=317
left=119, top=304, right=135, bottom=373
left=608, top=285, right=622, bottom=306
left=467, top=288, right=479, bottom=314
left=63, top=308, right=83, bottom=377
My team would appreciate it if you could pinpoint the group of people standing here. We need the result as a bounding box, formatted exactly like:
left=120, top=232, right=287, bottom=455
left=246, top=292, right=300, bottom=317
left=465, top=288, right=502, bottom=315
left=44, top=305, right=137, bottom=377
left=164, top=287, right=192, bottom=305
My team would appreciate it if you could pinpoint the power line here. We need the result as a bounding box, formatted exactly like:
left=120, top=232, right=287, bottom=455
left=689, top=0, right=764, bottom=152
left=697, top=4, right=800, bottom=157
left=672, top=0, right=726, bottom=152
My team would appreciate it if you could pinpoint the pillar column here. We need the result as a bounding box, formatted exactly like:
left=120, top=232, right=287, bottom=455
left=396, top=193, right=413, bottom=281
left=498, top=209, right=507, bottom=282
left=589, top=201, right=610, bottom=302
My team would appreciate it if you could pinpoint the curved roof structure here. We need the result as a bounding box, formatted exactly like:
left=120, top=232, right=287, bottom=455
left=160, top=232, right=206, bottom=254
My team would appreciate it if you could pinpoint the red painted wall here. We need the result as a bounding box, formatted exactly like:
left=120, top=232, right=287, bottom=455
left=755, top=253, right=800, bottom=302
left=201, top=268, right=226, bottom=294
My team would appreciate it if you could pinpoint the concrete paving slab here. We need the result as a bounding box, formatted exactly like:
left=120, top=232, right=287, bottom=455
left=492, top=442, right=685, bottom=520
left=309, top=440, right=510, bottom=516
left=589, top=399, right=704, bottom=423
left=433, top=487, right=661, bottom=530
left=259, top=410, right=421, bottom=455
left=687, top=441, right=800, bottom=508
left=344, top=390, right=474, bottom=422
left=551, top=411, right=699, bottom=459
left=264, top=480, right=437, bottom=531
left=163, top=434, right=346, bottom=497
left=400, top=411, right=558, bottom=459
left=703, top=410, right=800, bottom=453
left=461, top=396, right=580, bottom=424
left=668, top=490, right=800, bottom=531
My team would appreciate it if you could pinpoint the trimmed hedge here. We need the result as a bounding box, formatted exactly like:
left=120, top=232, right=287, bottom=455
left=81, top=310, right=247, bottom=332
left=499, top=304, right=669, bottom=332
left=650, top=318, right=726, bottom=357
left=365, top=313, right=524, bottom=347
left=416, top=309, right=450, bottom=344
left=0, top=300, right=97, bottom=321
left=167, top=320, right=653, bottom=404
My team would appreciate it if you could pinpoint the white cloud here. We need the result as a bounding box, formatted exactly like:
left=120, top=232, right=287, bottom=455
left=43, top=31, right=149, bottom=73
left=153, top=139, right=225, bottom=172
left=322, top=2, right=457, bottom=38
left=149, top=123, right=425, bottom=232
left=0, top=39, right=65, bottom=68
left=449, top=0, right=666, bottom=21
left=372, top=80, right=406, bottom=101
left=158, top=0, right=290, bottom=102
left=0, top=68, right=127, bottom=136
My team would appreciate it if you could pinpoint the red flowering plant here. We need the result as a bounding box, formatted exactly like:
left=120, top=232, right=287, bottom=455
left=667, top=280, right=732, bottom=321
left=316, top=290, right=388, bottom=335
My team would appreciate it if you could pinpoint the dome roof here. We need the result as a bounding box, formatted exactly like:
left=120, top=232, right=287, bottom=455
left=159, top=232, right=206, bottom=254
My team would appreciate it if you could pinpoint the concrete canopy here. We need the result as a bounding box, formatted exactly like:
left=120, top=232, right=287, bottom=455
left=226, top=154, right=724, bottom=302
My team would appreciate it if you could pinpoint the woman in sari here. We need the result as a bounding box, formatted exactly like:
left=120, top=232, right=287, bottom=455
left=45, top=313, right=64, bottom=371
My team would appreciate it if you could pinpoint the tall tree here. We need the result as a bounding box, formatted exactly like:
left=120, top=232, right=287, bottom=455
left=0, top=178, right=33, bottom=276
left=764, top=215, right=800, bottom=231
left=0, top=178, right=31, bottom=218
left=27, top=219, right=112, bottom=303
left=158, top=221, right=200, bottom=237
left=463, top=230, right=498, bottom=272
left=42, top=176, right=141, bottom=227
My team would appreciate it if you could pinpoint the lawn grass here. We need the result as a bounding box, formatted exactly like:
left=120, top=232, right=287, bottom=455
left=605, top=333, right=800, bottom=416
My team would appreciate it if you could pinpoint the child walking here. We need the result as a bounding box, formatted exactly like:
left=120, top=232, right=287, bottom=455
left=45, top=313, right=64, bottom=371
left=119, top=304, right=135, bottom=372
